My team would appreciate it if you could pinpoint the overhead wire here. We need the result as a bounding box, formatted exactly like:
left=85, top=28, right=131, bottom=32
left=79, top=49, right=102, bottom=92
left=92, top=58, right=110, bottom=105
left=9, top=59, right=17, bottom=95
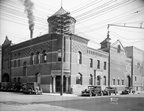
left=75, top=0, right=115, bottom=19
left=70, top=0, right=103, bottom=14
left=76, top=0, right=135, bottom=22
left=77, top=9, right=144, bottom=33
left=76, top=5, right=144, bottom=31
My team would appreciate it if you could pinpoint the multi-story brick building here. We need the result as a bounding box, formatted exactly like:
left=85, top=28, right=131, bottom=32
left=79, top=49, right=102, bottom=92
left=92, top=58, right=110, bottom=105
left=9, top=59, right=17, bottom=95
left=100, top=36, right=132, bottom=91
left=125, top=46, right=144, bottom=91
left=1, top=7, right=143, bottom=94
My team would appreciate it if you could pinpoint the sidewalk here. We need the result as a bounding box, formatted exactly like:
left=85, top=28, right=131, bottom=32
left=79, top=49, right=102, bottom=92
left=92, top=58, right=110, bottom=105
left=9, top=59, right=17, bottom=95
left=43, top=93, right=79, bottom=97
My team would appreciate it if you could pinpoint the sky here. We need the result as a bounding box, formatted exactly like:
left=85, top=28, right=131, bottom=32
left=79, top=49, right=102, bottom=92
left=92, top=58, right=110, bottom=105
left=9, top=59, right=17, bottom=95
left=0, top=0, right=144, bottom=50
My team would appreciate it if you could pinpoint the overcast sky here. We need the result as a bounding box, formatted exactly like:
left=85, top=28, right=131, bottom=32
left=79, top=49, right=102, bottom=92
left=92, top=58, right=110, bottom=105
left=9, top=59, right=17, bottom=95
left=0, top=0, right=144, bottom=50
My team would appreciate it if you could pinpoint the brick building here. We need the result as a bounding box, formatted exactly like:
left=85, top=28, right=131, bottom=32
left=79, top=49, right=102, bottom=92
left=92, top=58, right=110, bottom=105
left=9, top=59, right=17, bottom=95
left=100, top=35, right=133, bottom=91
left=1, top=7, right=143, bottom=94
left=125, top=46, right=144, bottom=91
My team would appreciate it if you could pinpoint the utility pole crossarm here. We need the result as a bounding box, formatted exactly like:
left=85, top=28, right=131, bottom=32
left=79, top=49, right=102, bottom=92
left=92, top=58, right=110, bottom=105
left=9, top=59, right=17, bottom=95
left=108, top=24, right=144, bottom=29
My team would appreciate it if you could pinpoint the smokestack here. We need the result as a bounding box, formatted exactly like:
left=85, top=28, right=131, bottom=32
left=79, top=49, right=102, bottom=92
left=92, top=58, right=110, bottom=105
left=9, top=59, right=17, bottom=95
left=29, top=24, right=34, bottom=39
left=21, top=0, right=35, bottom=39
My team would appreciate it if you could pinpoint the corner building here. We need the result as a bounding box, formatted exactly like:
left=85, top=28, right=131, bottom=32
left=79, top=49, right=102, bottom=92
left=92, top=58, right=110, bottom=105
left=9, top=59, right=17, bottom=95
left=2, top=7, right=143, bottom=94
left=1, top=7, right=109, bottom=94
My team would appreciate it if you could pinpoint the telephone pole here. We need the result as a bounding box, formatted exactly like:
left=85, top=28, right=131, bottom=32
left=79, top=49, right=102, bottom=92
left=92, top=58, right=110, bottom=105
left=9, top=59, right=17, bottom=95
left=54, top=12, right=71, bottom=96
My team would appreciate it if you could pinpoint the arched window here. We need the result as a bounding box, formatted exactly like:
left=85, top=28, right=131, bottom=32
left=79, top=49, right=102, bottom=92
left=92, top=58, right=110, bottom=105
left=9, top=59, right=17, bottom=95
left=14, top=77, right=16, bottom=83
left=76, top=73, right=82, bottom=85
left=78, top=51, right=82, bottom=64
left=36, top=52, right=40, bottom=64
left=103, top=76, right=106, bottom=85
left=97, top=76, right=101, bottom=85
left=30, top=53, right=34, bottom=65
left=113, top=79, right=115, bottom=85
left=118, top=79, right=120, bottom=85
left=18, top=77, right=21, bottom=83
left=42, top=50, right=47, bottom=63
left=23, top=62, right=27, bottom=76
left=117, top=45, right=121, bottom=53
left=18, top=60, right=20, bottom=67
left=14, top=60, right=16, bottom=67
left=89, top=74, right=93, bottom=85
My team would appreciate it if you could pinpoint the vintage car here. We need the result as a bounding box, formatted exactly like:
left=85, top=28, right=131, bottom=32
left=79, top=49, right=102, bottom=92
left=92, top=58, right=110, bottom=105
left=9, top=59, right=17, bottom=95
left=23, top=82, right=43, bottom=95
left=121, top=87, right=135, bottom=95
left=81, top=86, right=103, bottom=96
left=0, top=82, right=10, bottom=91
left=102, top=87, right=118, bottom=95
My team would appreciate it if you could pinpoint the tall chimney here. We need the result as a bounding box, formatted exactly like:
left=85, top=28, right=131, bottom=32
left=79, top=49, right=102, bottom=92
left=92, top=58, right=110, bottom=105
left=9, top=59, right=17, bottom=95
left=21, top=0, right=35, bottom=39
left=29, top=23, right=34, bottom=39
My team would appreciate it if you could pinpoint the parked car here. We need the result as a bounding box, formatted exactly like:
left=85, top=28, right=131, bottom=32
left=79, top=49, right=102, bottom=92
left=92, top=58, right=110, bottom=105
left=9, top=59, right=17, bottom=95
left=81, top=86, right=103, bottom=96
left=23, top=82, right=43, bottom=95
left=103, top=87, right=118, bottom=95
left=121, top=87, right=135, bottom=95
left=0, top=82, right=10, bottom=91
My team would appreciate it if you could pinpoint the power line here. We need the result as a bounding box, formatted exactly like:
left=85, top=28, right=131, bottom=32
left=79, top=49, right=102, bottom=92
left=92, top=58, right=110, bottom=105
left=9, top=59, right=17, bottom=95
left=76, top=0, right=135, bottom=22
left=76, top=5, right=144, bottom=31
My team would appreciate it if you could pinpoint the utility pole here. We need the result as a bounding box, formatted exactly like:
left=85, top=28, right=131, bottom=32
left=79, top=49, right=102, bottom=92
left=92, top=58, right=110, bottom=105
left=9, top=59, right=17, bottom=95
left=54, top=12, right=71, bottom=96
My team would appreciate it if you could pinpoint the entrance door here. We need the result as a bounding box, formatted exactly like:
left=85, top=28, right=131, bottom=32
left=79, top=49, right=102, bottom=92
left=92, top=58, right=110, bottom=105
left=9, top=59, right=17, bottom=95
left=2, top=73, right=10, bottom=82
left=127, top=76, right=131, bottom=87
left=56, top=76, right=66, bottom=92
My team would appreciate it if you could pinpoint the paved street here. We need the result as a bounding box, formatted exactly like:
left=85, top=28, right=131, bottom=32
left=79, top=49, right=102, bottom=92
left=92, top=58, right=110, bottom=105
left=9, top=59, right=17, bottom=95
left=0, top=92, right=144, bottom=111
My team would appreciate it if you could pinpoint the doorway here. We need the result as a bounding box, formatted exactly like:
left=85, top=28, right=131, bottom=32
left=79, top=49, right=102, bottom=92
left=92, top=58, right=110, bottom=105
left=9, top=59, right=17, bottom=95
left=56, top=76, right=66, bottom=92
left=2, top=73, right=10, bottom=82
left=127, top=76, right=131, bottom=87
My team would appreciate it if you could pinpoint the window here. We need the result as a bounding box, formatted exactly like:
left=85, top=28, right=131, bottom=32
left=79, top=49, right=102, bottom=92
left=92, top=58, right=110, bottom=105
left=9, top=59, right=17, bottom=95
left=122, top=80, right=124, bottom=85
left=36, top=52, right=40, bottom=64
left=58, top=49, right=61, bottom=61
left=117, top=45, right=121, bottom=53
left=42, top=50, right=47, bottom=63
left=30, top=53, right=34, bottom=65
left=113, top=79, right=115, bottom=85
left=14, top=78, right=16, bottom=83
left=23, top=62, right=27, bottom=76
left=14, top=60, right=16, bottom=67
left=137, top=62, right=140, bottom=68
left=118, top=79, right=120, bottom=85
left=90, top=58, right=93, bottom=68
left=97, top=60, right=100, bottom=69
left=89, top=74, right=93, bottom=85
left=76, top=73, right=82, bottom=85
left=103, top=76, right=106, bottom=85
left=18, top=77, right=21, bottom=83
left=18, top=60, right=20, bottom=67
left=135, top=76, right=137, bottom=81
left=97, top=76, right=101, bottom=85
left=78, top=51, right=82, bottom=64
left=104, top=62, right=106, bottom=70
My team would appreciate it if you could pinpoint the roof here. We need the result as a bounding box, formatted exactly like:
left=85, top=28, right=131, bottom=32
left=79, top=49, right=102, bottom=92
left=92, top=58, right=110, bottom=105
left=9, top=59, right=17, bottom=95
left=53, top=7, right=67, bottom=16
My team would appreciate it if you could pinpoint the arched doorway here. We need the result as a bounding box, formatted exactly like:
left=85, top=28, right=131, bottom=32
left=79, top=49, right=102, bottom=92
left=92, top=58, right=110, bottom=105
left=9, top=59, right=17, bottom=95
left=127, top=76, right=131, bottom=87
left=2, top=73, right=10, bottom=82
